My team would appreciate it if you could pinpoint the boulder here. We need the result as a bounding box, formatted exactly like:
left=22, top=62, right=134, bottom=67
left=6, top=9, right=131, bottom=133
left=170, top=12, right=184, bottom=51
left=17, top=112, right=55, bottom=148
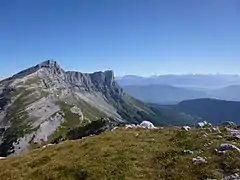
left=192, top=156, right=207, bottom=164
left=125, top=124, right=136, bottom=129
left=42, top=144, right=54, bottom=149
left=140, top=121, right=156, bottom=129
left=183, top=150, right=194, bottom=155
left=197, top=122, right=205, bottom=128
left=218, top=143, right=240, bottom=153
left=181, top=126, right=191, bottom=131
left=197, top=121, right=211, bottom=128
left=111, top=127, right=118, bottom=131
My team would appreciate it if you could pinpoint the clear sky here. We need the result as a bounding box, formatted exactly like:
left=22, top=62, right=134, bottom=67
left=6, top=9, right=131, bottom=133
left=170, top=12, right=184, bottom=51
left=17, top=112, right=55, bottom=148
left=0, top=0, right=240, bottom=77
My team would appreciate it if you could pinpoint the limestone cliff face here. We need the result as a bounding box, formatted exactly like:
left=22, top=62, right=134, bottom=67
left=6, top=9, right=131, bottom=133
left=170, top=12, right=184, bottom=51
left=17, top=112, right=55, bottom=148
left=0, top=60, right=163, bottom=157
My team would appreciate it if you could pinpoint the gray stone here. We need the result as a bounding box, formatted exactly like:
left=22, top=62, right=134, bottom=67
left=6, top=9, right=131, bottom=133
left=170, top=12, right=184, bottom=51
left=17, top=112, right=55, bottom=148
left=183, top=150, right=194, bottom=154
left=219, top=143, right=240, bottom=153
left=222, top=173, right=240, bottom=180
left=181, top=126, right=191, bottom=131
left=226, top=128, right=240, bottom=140
left=125, top=124, right=136, bottom=129
left=192, top=156, right=207, bottom=164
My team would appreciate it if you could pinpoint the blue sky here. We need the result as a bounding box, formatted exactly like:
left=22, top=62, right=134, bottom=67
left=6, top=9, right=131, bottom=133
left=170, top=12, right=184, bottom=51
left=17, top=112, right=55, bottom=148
left=0, top=0, right=240, bottom=77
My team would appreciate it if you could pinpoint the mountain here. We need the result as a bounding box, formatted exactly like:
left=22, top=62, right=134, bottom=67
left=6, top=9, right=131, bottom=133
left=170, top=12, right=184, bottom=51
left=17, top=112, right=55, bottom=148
left=122, top=84, right=207, bottom=104
left=152, top=98, right=240, bottom=125
left=118, top=74, right=240, bottom=88
left=0, top=60, right=171, bottom=156
left=209, top=85, right=240, bottom=101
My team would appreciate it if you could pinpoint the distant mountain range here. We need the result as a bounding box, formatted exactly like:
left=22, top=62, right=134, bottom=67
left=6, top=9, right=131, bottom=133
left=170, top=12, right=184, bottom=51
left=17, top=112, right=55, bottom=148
left=118, top=75, right=240, bottom=104
left=117, top=74, right=240, bottom=88
left=122, top=84, right=207, bottom=104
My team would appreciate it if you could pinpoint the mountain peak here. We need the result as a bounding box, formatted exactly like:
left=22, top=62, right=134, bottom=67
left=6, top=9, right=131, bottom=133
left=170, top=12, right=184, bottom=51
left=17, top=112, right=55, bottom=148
left=37, top=60, right=60, bottom=69
left=37, top=59, right=63, bottom=75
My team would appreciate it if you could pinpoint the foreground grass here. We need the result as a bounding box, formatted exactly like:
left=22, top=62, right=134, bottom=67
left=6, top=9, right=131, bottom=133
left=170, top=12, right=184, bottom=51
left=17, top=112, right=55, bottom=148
left=0, top=127, right=240, bottom=180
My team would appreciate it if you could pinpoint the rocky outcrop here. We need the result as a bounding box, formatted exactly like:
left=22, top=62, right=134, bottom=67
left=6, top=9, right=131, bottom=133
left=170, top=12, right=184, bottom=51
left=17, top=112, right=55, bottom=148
left=181, top=126, right=191, bottom=131
left=65, top=70, right=122, bottom=94
left=192, top=156, right=207, bottom=164
left=0, top=60, right=164, bottom=156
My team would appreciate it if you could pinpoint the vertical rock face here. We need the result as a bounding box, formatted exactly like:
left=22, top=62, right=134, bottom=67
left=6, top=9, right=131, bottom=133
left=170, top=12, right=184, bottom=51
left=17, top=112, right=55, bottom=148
left=64, top=70, right=121, bottom=93
left=37, top=60, right=63, bottom=76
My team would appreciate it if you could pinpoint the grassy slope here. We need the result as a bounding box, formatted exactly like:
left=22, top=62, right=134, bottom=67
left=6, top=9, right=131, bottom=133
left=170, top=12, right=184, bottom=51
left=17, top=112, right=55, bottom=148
left=107, top=93, right=170, bottom=125
left=0, top=127, right=240, bottom=180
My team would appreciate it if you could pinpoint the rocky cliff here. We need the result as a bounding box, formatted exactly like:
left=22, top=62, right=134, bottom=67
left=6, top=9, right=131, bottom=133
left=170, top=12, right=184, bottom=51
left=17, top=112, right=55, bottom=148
left=0, top=60, right=167, bottom=156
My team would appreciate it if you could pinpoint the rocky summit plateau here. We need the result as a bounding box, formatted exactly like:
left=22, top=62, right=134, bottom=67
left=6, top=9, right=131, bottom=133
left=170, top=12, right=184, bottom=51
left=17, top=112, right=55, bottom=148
left=0, top=60, right=169, bottom=156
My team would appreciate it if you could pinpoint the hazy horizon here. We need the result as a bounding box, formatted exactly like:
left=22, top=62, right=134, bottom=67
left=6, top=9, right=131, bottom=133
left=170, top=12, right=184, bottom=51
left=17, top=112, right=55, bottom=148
left=1, top=59, right=240, bottom=80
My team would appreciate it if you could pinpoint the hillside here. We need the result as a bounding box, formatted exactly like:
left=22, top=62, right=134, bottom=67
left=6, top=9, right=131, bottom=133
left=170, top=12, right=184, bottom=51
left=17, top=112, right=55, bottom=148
left=209, top=85, right=240, bottom=101
left=0, top=60, right=170, bottom=157
left=0, top=127, right=240, bottom=180
left=177, top=99, right=240, bottom=125
left=122, top=84, right=207, bottom=104
left=153, top=98, right=240, bottom=125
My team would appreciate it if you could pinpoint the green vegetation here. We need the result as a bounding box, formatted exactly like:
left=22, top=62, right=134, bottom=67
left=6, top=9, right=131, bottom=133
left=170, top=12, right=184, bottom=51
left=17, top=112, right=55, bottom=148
left=50, top=100, right=108, bottom=143
left=0, top=88, right=44, bottom=156
left=65, top=118, right=115, bottom=141
left=0, top=89, right=37, bottom=156
left=175, top=98, right=240, bottom=125
left=0, top=127, right=239, bottom=180
left=24, top=77, right=42, bottom=86
left=106, top=93, right=169, bottom=125
left=49, top=102, right=82, bottom=141
left=75, top=99, right=107, bottom=121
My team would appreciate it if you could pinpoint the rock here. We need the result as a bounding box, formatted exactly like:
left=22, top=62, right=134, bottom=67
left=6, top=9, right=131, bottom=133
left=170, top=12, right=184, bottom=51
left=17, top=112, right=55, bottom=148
left=218, top=143, right=240, bottom=153
left=183, top=150, right=194, bottom=155
left=181, top=126, right=191, bottom=131
left=222, top=173, right=240, bottom=180
left=42, top=144, right=54, bottom=149
left=236, top=135, right=240, bottom=139
left=221, top=121, right=237, bottom=127
left=197, top=121, right=211, bottom=128
left=197, top=122, right=205, bottom=128
left=214, top=149, right=227, bottom=155
left=226, top=128, right=240, bottom=139
left=70, top=106, right=83, bottom=120
left=125, top=121, right=157, bottom=130
left=111, top=127, right=118, bottom=131
left=203, top=132, right=208, bottom=137
left=125, top=124, right=136, bottom=129
left=140, top=121, right=156, bottom=129
left=192, top=156, right=207, bottom=164
left=212, top=127, right=221, bottom=133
